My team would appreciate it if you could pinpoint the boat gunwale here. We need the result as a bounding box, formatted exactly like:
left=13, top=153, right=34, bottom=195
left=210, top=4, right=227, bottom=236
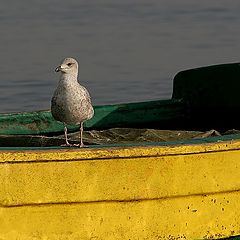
left=1, top=135, right=240, bottom=163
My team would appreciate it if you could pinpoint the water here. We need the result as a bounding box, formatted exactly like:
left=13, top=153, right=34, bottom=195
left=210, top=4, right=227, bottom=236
left=1, top=0, right=240, bottom=113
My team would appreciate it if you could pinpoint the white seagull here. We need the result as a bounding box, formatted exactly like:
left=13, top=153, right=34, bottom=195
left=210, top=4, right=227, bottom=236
left=51, top=57, right=94, bottom=147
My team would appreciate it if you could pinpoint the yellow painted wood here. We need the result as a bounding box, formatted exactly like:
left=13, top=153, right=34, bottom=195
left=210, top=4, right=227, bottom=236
left=1, top=139, right=240, bottom=239
left=1, top=192, right=239, bottom=240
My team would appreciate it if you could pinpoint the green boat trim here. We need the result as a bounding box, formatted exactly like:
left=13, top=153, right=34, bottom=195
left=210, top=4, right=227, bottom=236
left=0, top=98, right=184, bottom=135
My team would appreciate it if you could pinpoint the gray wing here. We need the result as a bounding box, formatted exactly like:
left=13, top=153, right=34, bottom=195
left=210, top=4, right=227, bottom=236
left=80, top=85, right=94, bottom=120
left=51, top=93, right=62, bottom=122
left=81, top=85, right=92, bottom=103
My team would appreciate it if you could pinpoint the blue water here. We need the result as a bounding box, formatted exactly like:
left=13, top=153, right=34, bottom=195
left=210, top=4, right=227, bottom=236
left=1, top=0, right=240, bottom=112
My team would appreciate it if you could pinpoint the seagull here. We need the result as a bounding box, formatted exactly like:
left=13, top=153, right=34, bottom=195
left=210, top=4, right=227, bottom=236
left=51, top=57, right=94, bottom=147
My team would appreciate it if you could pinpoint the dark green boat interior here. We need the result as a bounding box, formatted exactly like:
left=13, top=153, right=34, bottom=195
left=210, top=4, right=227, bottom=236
left=1, top=62, right=240, bottom=147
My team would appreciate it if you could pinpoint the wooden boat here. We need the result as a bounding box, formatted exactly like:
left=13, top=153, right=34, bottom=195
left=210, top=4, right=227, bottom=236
left=1, top=63, right=240, bottom=239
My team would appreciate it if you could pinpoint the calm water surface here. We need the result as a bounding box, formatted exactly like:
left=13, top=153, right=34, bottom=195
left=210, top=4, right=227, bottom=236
left=1, top=0, right=240, bottom=112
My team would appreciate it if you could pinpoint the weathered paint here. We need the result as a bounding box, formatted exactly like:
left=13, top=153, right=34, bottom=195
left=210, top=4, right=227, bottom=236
left=1, top=140, right=240, bottom=239
left=1, top=192, right=239, bottom=240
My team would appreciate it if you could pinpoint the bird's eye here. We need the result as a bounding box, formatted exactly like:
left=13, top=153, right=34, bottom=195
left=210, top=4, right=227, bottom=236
left=67, top=63, right=72, bottom=66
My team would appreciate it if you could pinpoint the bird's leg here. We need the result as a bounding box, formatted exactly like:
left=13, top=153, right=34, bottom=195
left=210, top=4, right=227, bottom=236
left=64, top=125, right=70, bottom=145
left=79, top=122, right=85, bottom=148
left=61, top=124, right=72, bottom=146
left=71, top=122, right=87, bottom=148
left=61, top=123, right=87, bottom=148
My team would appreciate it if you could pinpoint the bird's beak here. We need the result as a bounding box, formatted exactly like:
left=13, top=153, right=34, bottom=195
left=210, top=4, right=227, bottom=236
left=55, top=66, right=61, bottom=72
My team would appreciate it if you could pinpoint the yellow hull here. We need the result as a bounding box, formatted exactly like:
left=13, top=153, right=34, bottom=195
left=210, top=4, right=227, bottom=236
left=1, top=140, right=240, bottom=239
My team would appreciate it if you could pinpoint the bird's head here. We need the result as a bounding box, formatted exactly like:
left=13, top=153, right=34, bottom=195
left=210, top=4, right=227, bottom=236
left=55, top=57, right=78, bottom=75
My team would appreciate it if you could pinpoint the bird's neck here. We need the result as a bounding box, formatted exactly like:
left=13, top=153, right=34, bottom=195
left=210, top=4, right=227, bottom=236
left=59, top=73, right=79, bottom=84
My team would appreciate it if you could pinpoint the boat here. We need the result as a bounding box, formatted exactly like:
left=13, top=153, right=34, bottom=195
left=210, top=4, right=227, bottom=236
left=1, top=63, right=240, bottom=239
